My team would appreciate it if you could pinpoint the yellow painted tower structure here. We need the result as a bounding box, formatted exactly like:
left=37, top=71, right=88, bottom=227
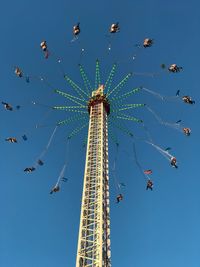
left=76, top=85, right=111, bottom=267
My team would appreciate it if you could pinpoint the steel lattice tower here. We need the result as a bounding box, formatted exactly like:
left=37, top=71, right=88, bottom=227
left=76, top=85, right=111, bottom=267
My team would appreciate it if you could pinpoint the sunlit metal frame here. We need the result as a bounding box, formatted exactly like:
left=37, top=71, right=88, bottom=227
left=76, top=87, right=111, bottom=267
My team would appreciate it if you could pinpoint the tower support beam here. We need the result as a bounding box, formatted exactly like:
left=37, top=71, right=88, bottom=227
left=76, top=86, right=111, bottom=267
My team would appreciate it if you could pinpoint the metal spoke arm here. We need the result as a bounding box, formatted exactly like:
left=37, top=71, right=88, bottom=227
left=79, top=64, right=92, bottom=96
left=53, top=106, right=88, bottom=114
left=110, top=87, right=141, bottom=102
left=64, top=74, right=89, bottom=99
left=67, top=122, right=88, bottom=139
left=105, top=63, right=117, bottom=94
left=95, top=59, right=101, bottom=89
left=112, top=103, right=145, bottom=112
left=55, top=89, right=86, bottom=106
left=107, top=72, right=132, bottom=98
left=57, top=114, right=88, bottom=126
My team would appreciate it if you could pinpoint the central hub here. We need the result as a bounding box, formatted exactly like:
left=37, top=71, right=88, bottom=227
left=87, top=85, right=110, bottom=115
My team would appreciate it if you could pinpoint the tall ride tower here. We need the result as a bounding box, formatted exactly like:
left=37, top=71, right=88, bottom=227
left=76, top=85, right=111, bottom=267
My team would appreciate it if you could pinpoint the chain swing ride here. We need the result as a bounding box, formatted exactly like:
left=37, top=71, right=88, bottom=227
left=2, top=22, right=195, bottom=267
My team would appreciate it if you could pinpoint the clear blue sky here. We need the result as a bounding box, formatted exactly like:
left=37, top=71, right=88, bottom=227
left=1, top=0, right=200, bottom=266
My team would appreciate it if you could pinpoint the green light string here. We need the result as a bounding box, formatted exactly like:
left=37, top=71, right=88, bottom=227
left=107, top=72, right=132, bottom=98
left=79, top=64, right=92, bottom=96
left=64, top=75, right=88, bottom=100
left=105, top=63, right=117, bottom=94
left=82, top=136, right=88, bottom=148
left=57, top=114, right=88, bottom=126
left=110, top=87, right=140, bottom=102
left=55, top=89, right=87, bottom=106
left=53, top=106, right=88, bottom=114
left=113, top=113, right=143, bottom=123
left=53, top=105, right=86, bottom=109
left=112, top=103, right=145, bottom=112
left=109, top=118, right=134, bottom=138
left=67, top=122, right=88, bottom=139
left=95, top=59, right=101, bottom=89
